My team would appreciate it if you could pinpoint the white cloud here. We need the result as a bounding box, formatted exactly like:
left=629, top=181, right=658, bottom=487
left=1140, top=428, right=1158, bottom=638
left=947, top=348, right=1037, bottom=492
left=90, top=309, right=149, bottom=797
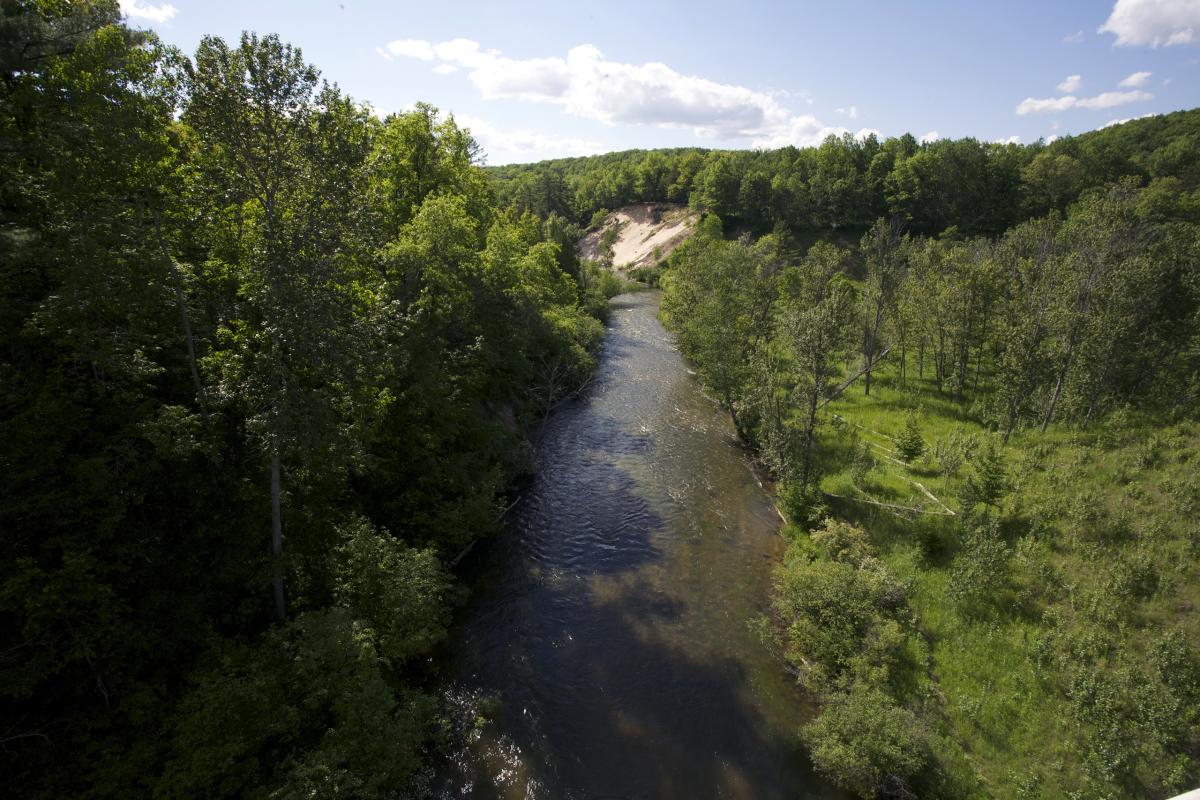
left=1063, top=30, right=1086, bottom=43
left=1058, top=74, right=1083, bottom=92
left=432, top=63, right=459, bottom=75
left=379, top=38, right=850, bottom=146
left=1119, top=70, right=1153, bottom=86
left=380, top=39, right=436, bottom=60
left=455, top=114, right=604, bottom=164
left=1047, top=134, right=1061, bottom=143
left=1099, top=0, right=1200, bottom=46
left=1016, top=89, right=1153, bottom=114
left=1016, top=95, right=1078, bottom=114
left=1076, top=89, right=1154, bottom=108
left=835, top=105, right=859, bottom=119
left=919, top=130, right=940, bottom=143
left=997, top=135, right=1022, bottom=145
left=119, top=0, right=176, bottom=23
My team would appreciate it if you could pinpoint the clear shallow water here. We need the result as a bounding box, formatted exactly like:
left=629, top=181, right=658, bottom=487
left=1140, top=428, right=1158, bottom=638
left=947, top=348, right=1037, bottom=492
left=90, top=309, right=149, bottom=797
left=437, top=292, right=838, bottom=800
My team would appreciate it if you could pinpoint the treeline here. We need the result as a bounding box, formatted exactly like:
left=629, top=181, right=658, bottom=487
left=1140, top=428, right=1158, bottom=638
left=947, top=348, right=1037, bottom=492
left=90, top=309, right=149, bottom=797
left=658, top=147, right=1200, bottom=794
left=1, top=3, right=609, bottom=797
left=663, top=181, right=1198, bottom=487
left=490, top=108, right=1200, bottom=238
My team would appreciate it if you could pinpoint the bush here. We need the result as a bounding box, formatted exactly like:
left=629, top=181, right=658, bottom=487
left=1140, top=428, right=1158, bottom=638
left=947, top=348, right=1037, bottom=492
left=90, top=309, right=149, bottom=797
left=802, top=685, right=927, bottom=799
left=948, top=519, right=1011, bottom=612
left=772, top=520, right=909, bottom=692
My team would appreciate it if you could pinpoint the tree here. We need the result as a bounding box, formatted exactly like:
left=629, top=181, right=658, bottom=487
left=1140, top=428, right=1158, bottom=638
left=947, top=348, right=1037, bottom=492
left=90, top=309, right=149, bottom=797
left=186, top=33, right=377, bottom=621
left=859, top=218, right=906, bottom=396
left=662, top=223, right=777, bottom=440
left=778, top=243, right=858, bottom=485
left=895, top=412, right=925, bottom=462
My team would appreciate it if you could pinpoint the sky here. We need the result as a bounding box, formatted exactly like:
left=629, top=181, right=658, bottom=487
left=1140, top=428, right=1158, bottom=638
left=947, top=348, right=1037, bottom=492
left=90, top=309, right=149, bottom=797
left=120, top=0, right=1200, bottom=164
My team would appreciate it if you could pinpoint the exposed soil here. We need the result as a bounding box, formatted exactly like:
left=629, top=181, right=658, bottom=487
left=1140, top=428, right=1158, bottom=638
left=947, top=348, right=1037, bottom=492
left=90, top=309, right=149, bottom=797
left=576, top=202, right=698, bottom=271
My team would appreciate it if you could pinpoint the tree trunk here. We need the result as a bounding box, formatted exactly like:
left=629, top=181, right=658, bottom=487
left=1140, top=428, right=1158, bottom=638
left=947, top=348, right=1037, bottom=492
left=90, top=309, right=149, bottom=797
left=801, top=385, right=820, bottom=487
left=1040, top=371, right=1065, bottom=433
left=151, top=206, right=205, bottom=410
left=270, top=444, right=286, bottom=623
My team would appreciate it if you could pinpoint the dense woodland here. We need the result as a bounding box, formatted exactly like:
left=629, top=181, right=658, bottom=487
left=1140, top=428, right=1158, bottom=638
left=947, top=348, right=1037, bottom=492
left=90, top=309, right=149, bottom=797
left=4, top=2, right=1200, bottom=799
left=1, top=3, right=612, bottom=797
left=491, top=108, right=1199, bottom=241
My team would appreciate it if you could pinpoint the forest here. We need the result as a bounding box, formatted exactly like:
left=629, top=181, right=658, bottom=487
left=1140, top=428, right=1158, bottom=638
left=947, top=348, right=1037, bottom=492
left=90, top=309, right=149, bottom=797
left=3, top=1, right=1199, bottom=798
left=1, top=3, right=611, bottom=797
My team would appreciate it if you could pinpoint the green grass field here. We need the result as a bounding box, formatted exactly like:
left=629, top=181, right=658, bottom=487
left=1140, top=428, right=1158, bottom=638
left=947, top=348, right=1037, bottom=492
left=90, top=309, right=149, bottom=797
left=805, top=362, right=1200, bottom=798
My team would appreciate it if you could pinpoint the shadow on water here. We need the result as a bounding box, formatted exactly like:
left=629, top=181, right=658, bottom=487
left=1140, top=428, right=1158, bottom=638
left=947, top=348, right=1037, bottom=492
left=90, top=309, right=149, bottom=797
left=435, top=292, right=841, bottom=800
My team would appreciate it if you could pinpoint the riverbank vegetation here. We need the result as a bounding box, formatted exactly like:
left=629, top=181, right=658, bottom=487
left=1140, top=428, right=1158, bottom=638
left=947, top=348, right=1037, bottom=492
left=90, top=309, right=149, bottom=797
left=638, top=123, right=1199, bottom=796
left=1, top=4, right=608, bottom=797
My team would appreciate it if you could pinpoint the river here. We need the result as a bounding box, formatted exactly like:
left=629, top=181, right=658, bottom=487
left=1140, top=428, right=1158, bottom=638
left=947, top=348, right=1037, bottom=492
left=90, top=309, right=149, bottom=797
left=436, top=291, right=838, bottom=800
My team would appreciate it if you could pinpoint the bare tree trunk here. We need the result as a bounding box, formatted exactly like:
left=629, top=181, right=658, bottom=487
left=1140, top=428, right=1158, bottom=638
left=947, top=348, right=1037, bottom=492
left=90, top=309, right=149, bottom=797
left=1041, top=371, right=1065, bottom=433
left=271, top=444, right=286, bottom=623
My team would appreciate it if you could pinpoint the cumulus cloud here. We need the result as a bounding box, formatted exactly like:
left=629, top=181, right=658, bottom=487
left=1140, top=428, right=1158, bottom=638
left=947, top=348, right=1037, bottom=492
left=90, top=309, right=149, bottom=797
left=378, top=38, right=852, bottom=146
left=997, top=135, right=1022, bottom=145
left=432, top=63, right=459, bottom=75
left=1119, top=70, right=1153, bottom=86
left=455, top=114, right=604, bottom=163
left=1016, top=96, right=1077, bottom=114
left=1077, top=89, right=1155, bottom=108
left=835, top=105, right=859, bottom=119
left=379, top=39, right=436, bottom=60
left=919, top=130, right=940, bottom=144
left=1058, top=74, right=1083, bottom=92
left=1099, top=0, right=1200, bottom=46
left=1046, top=134, right=1061, bottom=143
left=1016, top=89, right=1153, bottom=114
left=119, top=0, right=176, bottom=23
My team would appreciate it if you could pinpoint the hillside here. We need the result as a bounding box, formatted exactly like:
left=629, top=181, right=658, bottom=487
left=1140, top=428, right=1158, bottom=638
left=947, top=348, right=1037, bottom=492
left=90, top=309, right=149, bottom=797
left=576, top=202, right=697, bottom=271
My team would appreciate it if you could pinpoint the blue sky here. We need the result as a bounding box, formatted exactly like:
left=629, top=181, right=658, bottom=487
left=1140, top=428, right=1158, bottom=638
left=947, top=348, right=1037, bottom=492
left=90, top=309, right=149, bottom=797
left=121, top=0, right=1200, bottom=164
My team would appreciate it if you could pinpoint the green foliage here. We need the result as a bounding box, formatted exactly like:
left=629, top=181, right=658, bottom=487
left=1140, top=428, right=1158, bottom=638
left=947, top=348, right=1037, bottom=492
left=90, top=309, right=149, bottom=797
left=159, top=609, right=434, bottom=800
left=963, top=439, right=1008, bottom=511
left=948, top=519, right=1011, bottom=612
left=802, top=685, right=927, bottom=799
left=771, top=520, right=911, bottom=694
left=0, top=11, right=609, bottom=797
left=895, top=412, right=926, bottom=462
left=489, top=109, right=1200, bottom=238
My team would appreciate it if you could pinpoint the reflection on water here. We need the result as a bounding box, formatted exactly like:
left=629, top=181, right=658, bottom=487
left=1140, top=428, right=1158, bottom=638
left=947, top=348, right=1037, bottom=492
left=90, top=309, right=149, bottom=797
left=437, top=292, right=837, bottom=800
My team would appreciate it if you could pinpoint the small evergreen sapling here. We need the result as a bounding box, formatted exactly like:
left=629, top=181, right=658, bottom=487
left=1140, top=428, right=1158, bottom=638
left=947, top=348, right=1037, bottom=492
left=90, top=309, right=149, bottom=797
left=895, top=412, right=926, bottom=463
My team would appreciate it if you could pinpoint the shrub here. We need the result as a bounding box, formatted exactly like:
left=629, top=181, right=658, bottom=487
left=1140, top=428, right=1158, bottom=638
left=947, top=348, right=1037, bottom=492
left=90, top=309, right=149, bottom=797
left=802, top=685, right=927, bottom=799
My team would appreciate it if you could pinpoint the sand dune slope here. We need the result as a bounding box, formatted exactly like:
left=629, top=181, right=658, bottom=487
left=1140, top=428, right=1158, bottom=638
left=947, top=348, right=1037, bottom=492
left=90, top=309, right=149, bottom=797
left=576, top=203, right=698, bottom=271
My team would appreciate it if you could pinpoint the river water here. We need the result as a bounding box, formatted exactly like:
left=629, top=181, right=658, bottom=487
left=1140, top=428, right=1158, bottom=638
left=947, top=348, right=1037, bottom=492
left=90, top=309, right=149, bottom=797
left=437, top=291, right=837, bottom=800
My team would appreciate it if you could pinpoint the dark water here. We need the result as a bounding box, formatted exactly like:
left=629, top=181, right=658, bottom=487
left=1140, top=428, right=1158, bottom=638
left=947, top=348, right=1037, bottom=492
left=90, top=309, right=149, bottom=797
left=437, top=292, right=836, bottom=800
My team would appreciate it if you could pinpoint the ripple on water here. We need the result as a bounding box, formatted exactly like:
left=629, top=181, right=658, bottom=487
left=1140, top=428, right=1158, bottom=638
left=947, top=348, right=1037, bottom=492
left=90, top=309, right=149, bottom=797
left=436, top=292, right=837, bottom=800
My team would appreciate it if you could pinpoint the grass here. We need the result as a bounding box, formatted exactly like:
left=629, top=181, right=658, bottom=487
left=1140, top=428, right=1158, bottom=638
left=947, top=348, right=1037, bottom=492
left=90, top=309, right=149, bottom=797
left=804, top=360, right=1200, bottom=799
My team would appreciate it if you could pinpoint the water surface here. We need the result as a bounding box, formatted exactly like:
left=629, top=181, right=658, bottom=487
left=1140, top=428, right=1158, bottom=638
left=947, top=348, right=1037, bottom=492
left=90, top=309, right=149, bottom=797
left=438, top=291, right=836, bottom=800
